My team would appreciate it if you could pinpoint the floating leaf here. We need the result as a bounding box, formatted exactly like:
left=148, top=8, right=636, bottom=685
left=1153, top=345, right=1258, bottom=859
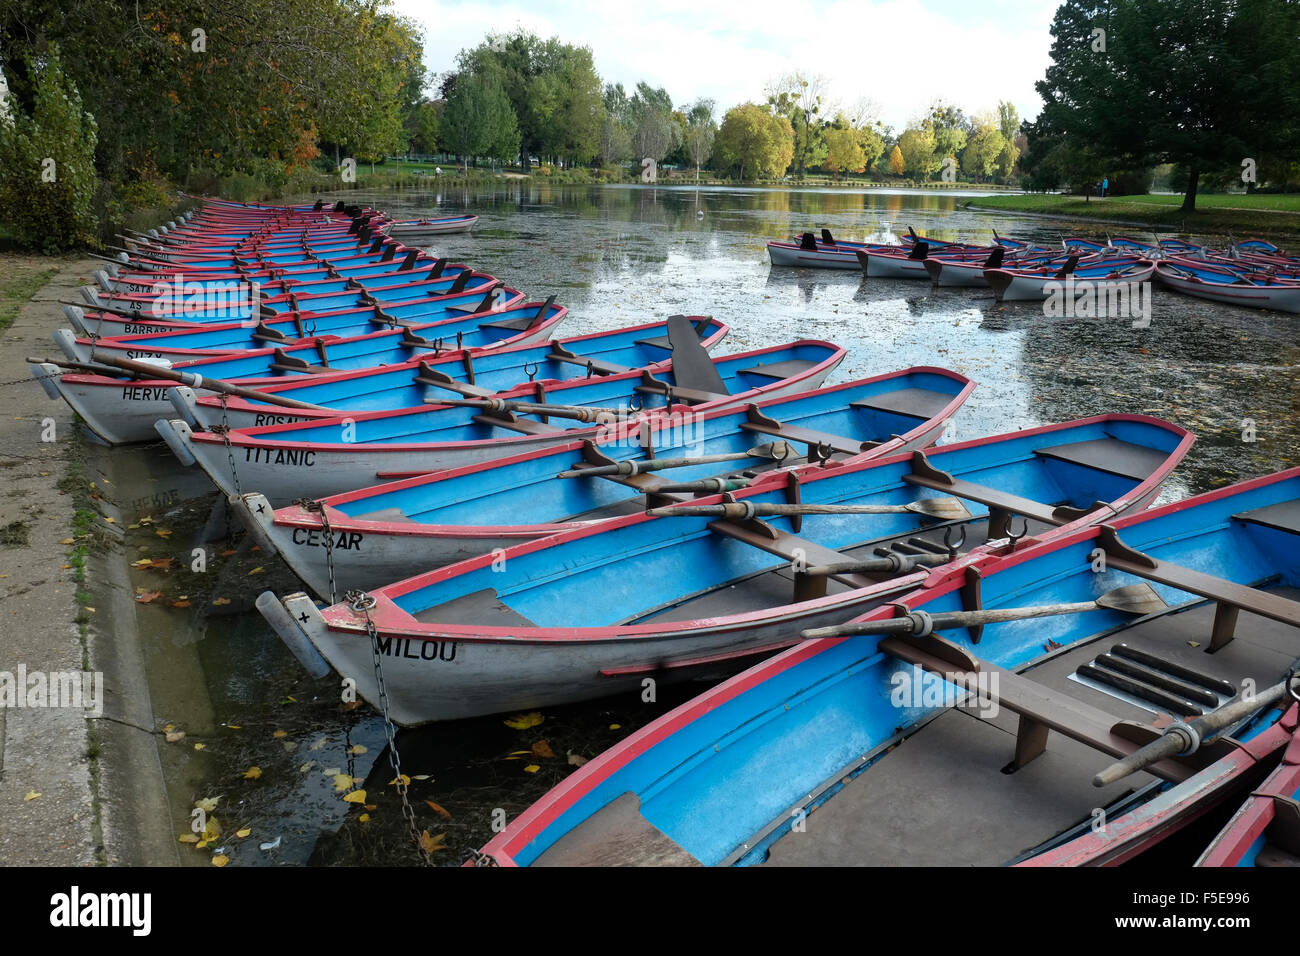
left=608, top=724, right=621, bottom=730
left=359, top=813, right=370, bottom=822
left=155, top=529, right=172, bottom=538
left=348, top=744, right=367, bottom=755
left=178, top=834, right=199, bottom=844
left=60, top=537, right=74, bottom=545
left=425, top=800, right=451, bottom=819
left=388, top=774, right=410, bottom=787
left=309, top=737, right=329, bottom=751
left=193, top=742, right=206, bottom=751
left=165, top=730, right=185, bottom=743
left=248, top=566, right=265, bottom=575
left=195, top=796, right=220, bottom=813
left=504, top=711, right=544, bottom=730
left=236, top=828, right=252, bottom=838
left=170, top=599, right=191, bottom=608
left=242, top=766, right=262, bottom=780
left=220, top=549, right=237, bottom=557
left=531, top=740, right=555, bottom=759
left=211, top=855, right=228, bottom=867
left=333, top=773, right=353, bottom=792
left=272, top=729, right=287, bottom=739
left=419, top=830, right=447, bottom=854
left=523, top=764, right=540, bottom=773
left=135, top=590, right=162, bottom=604
left=567, top=753, right=589, bottom=767
left=342, top=789, right=367, bottom=804
left=212, top=597, right=231, bottom=606
left=24, top=790, right=40, bottom=801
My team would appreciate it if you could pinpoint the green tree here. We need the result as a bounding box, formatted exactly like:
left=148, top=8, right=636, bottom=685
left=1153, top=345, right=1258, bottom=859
left=441, top=71, right=519, bottom=168
left=714, top=103, right=793, bottom=181
left=404, top=100, right=440, bottom=154
left=1034, top=0, right=1300, bottom=210
left=765, top=71, right=829, bottom=178
left=629, top=82, right=678, bottom=164
left=961, top=117, right=1007, bottom=182
left=683, top=99, right=717, bottom=181
left=0, top=49, right=98, bottom=250
left=897, top=127, right=938, bottom=179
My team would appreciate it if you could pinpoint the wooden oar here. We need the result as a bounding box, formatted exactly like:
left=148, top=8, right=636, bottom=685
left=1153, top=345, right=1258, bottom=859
left=653, top=477, right=754, bottom=494
left=29, top=355, right=328, bottom=411
left=645, top=498, right=971, bottom=520
left=801, top=552, right=955, bottom=576
left=426, top=395, right=636, bottom=423
left=800, top=584, right=1168, bottom=640
left=1091, top=678, right=1292, bottom=787
left=58, top=298, right=269, bottom=321
left=556, top=442, right=795, bottom=478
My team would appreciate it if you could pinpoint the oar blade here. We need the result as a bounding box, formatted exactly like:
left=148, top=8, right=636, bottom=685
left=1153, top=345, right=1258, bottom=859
left=1095, top=583, right=1168, bottom=616
left=907, top=496, right=972, bottom=521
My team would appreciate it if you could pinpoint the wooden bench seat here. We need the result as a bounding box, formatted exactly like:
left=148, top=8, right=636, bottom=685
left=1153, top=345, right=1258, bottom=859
left=851, top=387, right=954, bottom=420
left=534, top=792, right=702, bottom=867
left=879, top=635, right=1202, bottom=782
left=737, top=358, right=818, bottom=381
left=1034, top=437, right=1168, bottom=481
left=1233, top=499, right=1300, bottom=536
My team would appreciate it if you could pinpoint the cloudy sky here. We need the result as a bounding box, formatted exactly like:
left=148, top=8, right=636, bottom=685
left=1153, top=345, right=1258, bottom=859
left=391, top=0, right=1059, bottom=129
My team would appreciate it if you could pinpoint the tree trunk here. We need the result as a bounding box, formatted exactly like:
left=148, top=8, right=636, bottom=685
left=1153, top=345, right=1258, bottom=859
left=1181, top=167, right=1200, bottom=212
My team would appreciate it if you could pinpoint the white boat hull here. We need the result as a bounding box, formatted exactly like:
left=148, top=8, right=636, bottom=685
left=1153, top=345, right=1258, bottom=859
left=766, top=242, right=862, bottom=269
left=162, top=366, right=836, bottom=503
left=1154, top=269, right=1300, bottom=313
left=266, top=587, right=919, bottom=725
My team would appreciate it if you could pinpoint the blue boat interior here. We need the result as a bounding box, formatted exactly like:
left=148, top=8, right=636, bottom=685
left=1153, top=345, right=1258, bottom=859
left=501, top=474, right=1300, bottom=868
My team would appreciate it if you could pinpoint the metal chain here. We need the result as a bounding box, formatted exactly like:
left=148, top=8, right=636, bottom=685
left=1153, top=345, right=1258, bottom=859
left=215, top=396, right=243, bottom=498
left=467, top=848, right=499, bottom=867
left=296, top=498, right=339, bottom=604
left=346, top=589, right=432, bottom=866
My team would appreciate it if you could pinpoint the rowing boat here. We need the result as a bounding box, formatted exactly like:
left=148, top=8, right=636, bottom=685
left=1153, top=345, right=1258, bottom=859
left=985, top=256, right=1155, bottom=302
left=1022, top=698, right=1299, bottom=866
left=469, top=466, right=1298, bottom=866
left=158, top=339, right=847, bottom=502
left=1195, top=702, right=1300, bottom=867
left=383, top=214, right=479, bottom=239
left=255, top=414, right=1191, bottom=725
left=170, top=316, right=730, bottom=430
left=31, top=299, right=567, bottom=443
left=1154, top=261, right=1300, bottom=314
left=234, top=368, right=974, bottom=596
left=58, top=284, right=525, bottom=363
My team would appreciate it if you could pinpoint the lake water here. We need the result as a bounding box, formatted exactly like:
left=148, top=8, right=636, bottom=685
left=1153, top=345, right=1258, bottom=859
left=85, top=184, right=1299, bottom=866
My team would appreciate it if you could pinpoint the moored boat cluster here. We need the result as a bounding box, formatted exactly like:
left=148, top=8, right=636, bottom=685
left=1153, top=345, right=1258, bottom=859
left=32, top=200, right=1300, bottom=868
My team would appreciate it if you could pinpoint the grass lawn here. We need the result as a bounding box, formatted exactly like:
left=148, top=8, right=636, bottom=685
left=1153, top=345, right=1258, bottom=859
left=0, top=256, right=59, bottom=331
left=967, top=193, right=1300, bottom=239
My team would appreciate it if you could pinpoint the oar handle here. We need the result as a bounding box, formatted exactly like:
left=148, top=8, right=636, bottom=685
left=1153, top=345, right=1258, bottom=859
left=436, top=395, right=627, bottom=423
left=1092, top=680, right=1290, bottom=787
left=556, top=442, right=793, bottom=478
left=800, top=599, right=1100, bottom=640
left=802, top=552, right=950, bottom=577
left=653, top=478, right=752, bottom=494
left=646, top=502, right=913, bottom=519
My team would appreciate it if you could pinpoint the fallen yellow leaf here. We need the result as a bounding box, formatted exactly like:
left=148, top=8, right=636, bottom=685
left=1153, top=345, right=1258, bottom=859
left=165, top=730, right=186, bottom=743
left=425, top=800, right=451, bottom=819
left=349, top=744, right=367, bottom=755
left=24, top=790, right=40, bottom=801
left=195, top=797, right=219, bottom=813
left=242, top=766, right=262, bottom=779
left=523, top=764, right=540, bottom=774
left=211, top=854, right=228, bottom=867
left=419, top=830, right=447, bottom=854
left=532, top=739, right=555, bottom=759
left=212, top=597, right=231, bottom=606
left=359, top=813, right=370, bottom=822
left=248, top=566, right=265, bottom=575
left=504, top=711, right=544, bottom=730
left=236, top=828, right=252, bottom=838
left=388, top=774, right=410, bottom=787
left=342, top=789, right=367, bottom=804
left=193, top=742, right=206, bottom=751
left=178, top=834, right=199, bottom=844
left=272, top=729, right=287, bottom=739
left=333, top=773, right=353, bottom=792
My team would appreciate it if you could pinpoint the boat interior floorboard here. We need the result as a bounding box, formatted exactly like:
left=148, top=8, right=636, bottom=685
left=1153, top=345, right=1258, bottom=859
left=758, top=589, right=1300, bottom=867
left=414, top=587, right=537, bottom=627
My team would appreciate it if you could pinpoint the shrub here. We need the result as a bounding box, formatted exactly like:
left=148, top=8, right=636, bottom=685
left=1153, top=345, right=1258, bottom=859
left=0, top=50, right=99, bottom=252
